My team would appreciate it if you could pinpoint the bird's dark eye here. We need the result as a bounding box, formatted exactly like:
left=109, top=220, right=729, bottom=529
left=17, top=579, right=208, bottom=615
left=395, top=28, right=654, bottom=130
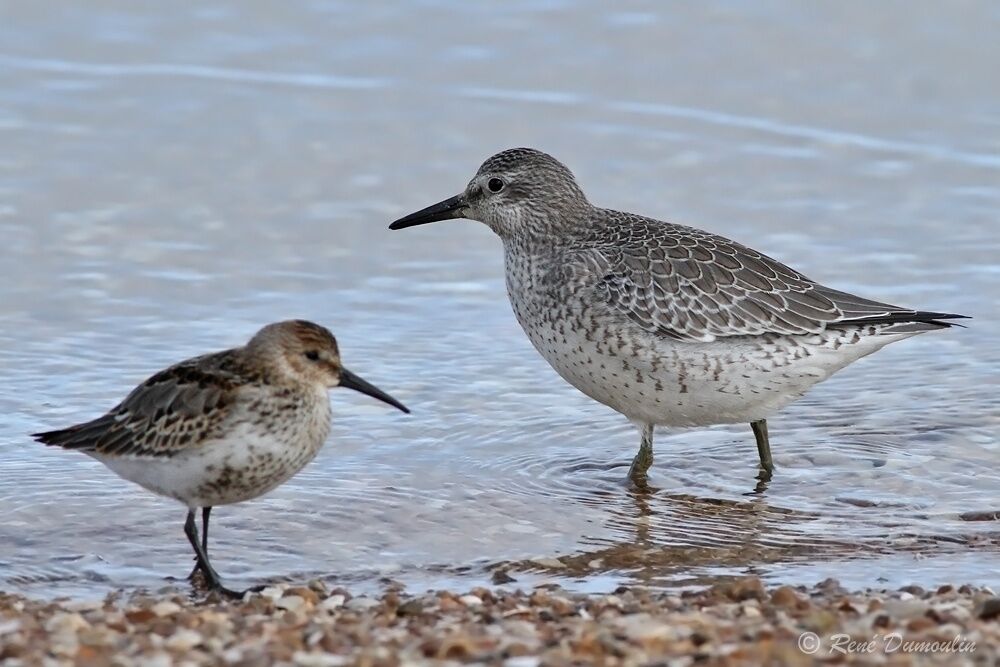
left=304, top=350, right=320, bottom=361
left=487, top=177, right=505, bottom=193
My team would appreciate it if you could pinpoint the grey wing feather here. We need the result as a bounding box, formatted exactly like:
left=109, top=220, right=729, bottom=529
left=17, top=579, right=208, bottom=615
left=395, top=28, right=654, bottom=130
left=581, top=211, right=966, bottom=342
left=33, top=351, right=246, bottom=458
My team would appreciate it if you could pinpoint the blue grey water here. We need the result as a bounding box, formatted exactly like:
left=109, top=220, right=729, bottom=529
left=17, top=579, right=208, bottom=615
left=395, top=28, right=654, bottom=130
left=0, top=2, right=998, bottom=599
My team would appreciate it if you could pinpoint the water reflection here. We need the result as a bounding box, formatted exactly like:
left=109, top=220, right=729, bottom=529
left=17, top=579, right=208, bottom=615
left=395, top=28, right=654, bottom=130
left=1, top=1, right=999, bottom=598
left=490, top=485, right=1000, bottom=591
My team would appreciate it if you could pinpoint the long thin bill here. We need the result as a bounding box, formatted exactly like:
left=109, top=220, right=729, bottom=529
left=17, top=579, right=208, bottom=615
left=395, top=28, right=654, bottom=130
left=389, top=194, right=467, bottom=229
left=339, top=367, right=410, bottom=413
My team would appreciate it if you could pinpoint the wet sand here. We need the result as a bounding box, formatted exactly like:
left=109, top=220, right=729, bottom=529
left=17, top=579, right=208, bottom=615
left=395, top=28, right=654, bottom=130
left=2, top=578, right=997, bottom=666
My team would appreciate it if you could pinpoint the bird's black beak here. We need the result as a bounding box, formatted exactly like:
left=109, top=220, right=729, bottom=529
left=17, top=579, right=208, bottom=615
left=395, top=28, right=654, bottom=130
left=389, top=193, right=468, bottom=230
left=339, top=368, right=410, bottom=413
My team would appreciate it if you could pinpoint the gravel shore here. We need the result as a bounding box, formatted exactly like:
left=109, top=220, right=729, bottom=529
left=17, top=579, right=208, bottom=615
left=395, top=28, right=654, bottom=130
left=1, top=578, right=997, bottom=666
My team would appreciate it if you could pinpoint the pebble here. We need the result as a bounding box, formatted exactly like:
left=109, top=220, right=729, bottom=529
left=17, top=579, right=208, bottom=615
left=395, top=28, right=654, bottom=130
left=259, top=585, right=286, bottom=600
left=0, top=578, right=997, bottom=666
left=770, top=586, right=802, bottom=609
left=318, top=594, right=345, bottom=612
left=504, top=657, right=541, bottom=667
left=0, top=618, right=21, bottom=635
left=977, top=597, right=1000, bottom=620
left=275, top=595, right=307, bottom=613
left=345, top=596, right=379, bottom=611
left=165, top=628, right=203, bottom=651
left=151, top=601, right=183, bottom=617
left=293, top=650, right=350, bottom=666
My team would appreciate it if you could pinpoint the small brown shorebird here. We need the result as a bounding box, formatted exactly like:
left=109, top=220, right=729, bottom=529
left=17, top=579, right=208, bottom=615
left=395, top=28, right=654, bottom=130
left=389, top=148, right=967, bottom=490
left=33, top=320, right=408, bottom=597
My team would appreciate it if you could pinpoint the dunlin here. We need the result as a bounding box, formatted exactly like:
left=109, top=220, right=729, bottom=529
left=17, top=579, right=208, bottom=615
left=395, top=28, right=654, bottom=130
left=389, top=148, right=966, bottom=488
left=33, top=320, right=409, bottom=596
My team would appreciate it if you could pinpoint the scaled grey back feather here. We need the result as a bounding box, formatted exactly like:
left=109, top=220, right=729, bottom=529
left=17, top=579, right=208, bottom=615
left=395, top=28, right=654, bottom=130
left=570, top=210, right=952, bottom=342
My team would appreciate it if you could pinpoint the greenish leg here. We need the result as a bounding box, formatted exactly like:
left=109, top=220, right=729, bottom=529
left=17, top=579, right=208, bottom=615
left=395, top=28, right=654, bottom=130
left=751, top=419, right=774, bottom=480
left=627, top=423, right=654, bottom=489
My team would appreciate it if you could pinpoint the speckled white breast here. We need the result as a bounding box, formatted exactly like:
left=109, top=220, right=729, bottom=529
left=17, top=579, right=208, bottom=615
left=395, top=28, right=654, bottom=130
left=503, top=246, right=913, bottom=427
left=94, top=392, right=332, bottom=508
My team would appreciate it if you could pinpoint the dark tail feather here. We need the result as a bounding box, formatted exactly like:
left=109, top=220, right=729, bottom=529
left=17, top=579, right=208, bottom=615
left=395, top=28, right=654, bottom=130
left=32, top=416, right=112, bottom=451
left=816, top=286, right=969, bottom=330
left=843, top=311, right=970, bottom=329
left=32, top=426, right=82, bottom=448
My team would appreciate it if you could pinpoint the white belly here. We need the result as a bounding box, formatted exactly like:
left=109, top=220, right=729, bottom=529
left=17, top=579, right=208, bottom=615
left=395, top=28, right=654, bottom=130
left=93, top=420, right=328, bottom=509
left=505, top=264, right=914, bottom=426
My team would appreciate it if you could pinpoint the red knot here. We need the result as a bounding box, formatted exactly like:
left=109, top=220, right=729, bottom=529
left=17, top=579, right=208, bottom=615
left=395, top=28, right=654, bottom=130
left=389, top=148, right=966, bottom=491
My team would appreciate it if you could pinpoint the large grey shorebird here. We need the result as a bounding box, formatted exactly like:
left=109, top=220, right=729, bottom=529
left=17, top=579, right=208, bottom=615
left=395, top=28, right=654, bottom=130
left=34, top=320, right=409, bottom=596
left=389, top=148, right=966, bottom=489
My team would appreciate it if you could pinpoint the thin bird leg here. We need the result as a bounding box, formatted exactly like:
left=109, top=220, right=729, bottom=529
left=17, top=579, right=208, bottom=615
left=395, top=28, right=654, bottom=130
left=183, top=509, right=243, bottom=599
left=187, top=507, right=212, bottom=581
left=751, top=419, right=774, bottom=480
left=627, top=423, right=654, bottom=489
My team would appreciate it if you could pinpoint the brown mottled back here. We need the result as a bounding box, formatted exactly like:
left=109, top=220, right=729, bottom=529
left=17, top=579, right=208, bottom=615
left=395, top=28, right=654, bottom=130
left=33, top=320, right=344, bottom=458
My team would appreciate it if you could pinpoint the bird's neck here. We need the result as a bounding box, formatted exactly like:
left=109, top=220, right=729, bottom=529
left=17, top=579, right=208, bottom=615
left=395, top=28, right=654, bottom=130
left=498, top=207, right=592, bottom=253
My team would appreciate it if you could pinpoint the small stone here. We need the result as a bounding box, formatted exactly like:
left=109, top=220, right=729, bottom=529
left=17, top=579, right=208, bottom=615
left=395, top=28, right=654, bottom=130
left=531, top=557, right=565, bottom=569
left=292, top=651, right=350, bottom=667
left=817, top=578, right=845, bottom=595
left=770, top=586, right=801, bottom=608
left=438, top=592, right=463, bottom=612
left=883, top=598, right=929, bottom=619
left=491, top=570, right=516, bottom=584
left=285, top=587, right=320, bottom=605
left=165, top=628, right=202, bottom=651
left=441, top=635, right=483, bottom=660
left=615, top=613, right=676, bottom=642
left=346, top=596, right=379, bottom=611
left=397, top=599, right=424, bottom=617
left=151, top=601, right=182, bottom=617
left=64, top=600, right=104, bottom=613
left=602, top=595, right=623, bottom=608
left=977, top=597, right=1000, bottom=621
left=44, top=612, right=88, bottom=633
left=502, top=607, right=533, bottom=618
left=275, top=596, right=306, bottom=613
left=907, top=616, right=936, bottom=632
left=549, top=595, right=575, bottom=616
left=504, top=657, right=540, bottom=667
left=222, top=648, right=244, bottom=662
left=259, top=585, right=285, bottom=600
left=713, top=577, right=765, bottom=602
left=125, top=608, right=157, bottom=624
left=838, top=600, right=859, bottom=615
left=307, top=579, right=329, bottom=594
left=319, top=594, right=346, bottom=612
left=45, top=611, right=88, bottom=655
left=460, top=595, right=483, bottom=607
left=141, top=653, right=174, bottom=667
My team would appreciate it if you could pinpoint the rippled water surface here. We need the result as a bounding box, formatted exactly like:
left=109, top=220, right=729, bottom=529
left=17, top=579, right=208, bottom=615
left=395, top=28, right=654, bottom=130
left=2, top=2, right=999, bottom=598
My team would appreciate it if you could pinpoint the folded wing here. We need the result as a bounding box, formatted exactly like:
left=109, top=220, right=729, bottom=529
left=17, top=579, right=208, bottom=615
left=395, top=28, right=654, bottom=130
left=581, top=213, right=966, bottom=342
left=33, top=352, right=245, bottom=458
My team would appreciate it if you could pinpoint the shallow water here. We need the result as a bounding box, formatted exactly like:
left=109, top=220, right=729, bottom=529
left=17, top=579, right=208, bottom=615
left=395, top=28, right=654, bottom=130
left=1, top=2, right=998, bottom=599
